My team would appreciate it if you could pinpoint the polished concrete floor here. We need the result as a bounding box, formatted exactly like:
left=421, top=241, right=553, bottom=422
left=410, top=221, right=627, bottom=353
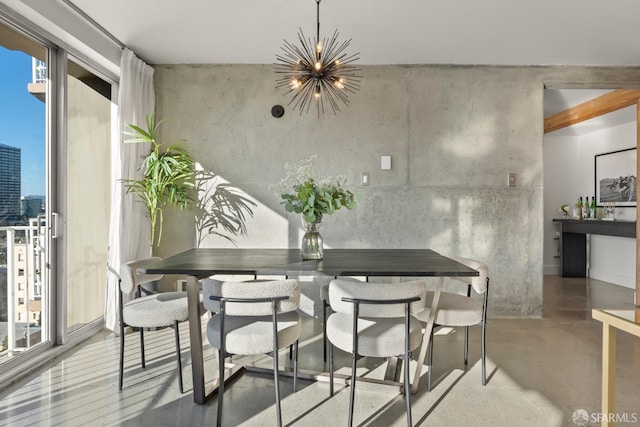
left=0, top=276, right=638, bottom=426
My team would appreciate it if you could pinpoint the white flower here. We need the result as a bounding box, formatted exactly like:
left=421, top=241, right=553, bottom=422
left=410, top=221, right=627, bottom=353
left=271, top=156, right=357, bottom=223
left=270, top=155, right=338, bottom=195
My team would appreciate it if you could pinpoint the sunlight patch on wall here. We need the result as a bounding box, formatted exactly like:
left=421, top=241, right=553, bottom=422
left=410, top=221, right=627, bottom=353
left=194, top=162, right=289, bottom=248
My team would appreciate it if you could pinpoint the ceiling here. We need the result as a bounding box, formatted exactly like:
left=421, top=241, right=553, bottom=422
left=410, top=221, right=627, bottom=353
left=67, top=0, right=640, bottom=66
left=61, top=1, right=639, bottom=136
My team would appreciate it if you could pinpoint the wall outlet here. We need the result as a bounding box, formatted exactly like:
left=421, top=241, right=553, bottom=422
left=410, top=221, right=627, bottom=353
left=381, top=156, right=392, bottom=170
left=508, top=173, right=516, bottom=187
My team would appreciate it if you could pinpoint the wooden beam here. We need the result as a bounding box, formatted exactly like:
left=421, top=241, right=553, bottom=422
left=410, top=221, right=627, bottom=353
left=544, top=89, right=640, bottom=134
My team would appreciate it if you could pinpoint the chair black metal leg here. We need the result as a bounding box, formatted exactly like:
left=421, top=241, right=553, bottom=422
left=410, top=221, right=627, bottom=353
left=348, top=305, right=360, bottom=427
left=273, top=349, right=282, bottom=427
left=217, top=302, right=226, bottom=427
left=329, top=342, right=334, bottom=396
left=464, top=325, right=469, bottom=365
left=293, top=340, right=299, bottom=392
left=404, top=303, right=412, bottom=427
left=322, top=300, right=328, bottom=362
left=173, top=320, right=184, bottom=393
left=427, top=327, right=434, bottom=392
left=119, top=321, right=125, bottom=391
left=405, top=349, right=413, bottom=427
left=481, top=278, right=489, bottom=386
left=118, top=287, right=125, bottom=391
left=217, top=349, right=225, bottom=427
left=272, top=306, right=282, bottom=427
left=481, top=320, right=487, bottom=386
left=139, top=327, right=145, bottom=369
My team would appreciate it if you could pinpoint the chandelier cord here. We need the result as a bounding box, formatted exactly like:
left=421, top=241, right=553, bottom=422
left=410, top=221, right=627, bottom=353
left=316, top=0, right=321, bottom=43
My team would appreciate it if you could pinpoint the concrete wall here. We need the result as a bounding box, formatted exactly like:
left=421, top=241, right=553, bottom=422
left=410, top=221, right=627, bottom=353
left=154, top=64, right=640, bottom=318
left=544, top=115, right=636, bottom=288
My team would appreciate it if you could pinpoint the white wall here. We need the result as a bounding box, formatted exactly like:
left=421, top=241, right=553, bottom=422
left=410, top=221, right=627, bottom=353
left=543, top=107, right=636, bottom=289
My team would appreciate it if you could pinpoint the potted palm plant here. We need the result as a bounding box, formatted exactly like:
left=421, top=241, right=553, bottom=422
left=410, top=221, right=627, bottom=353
left=122, top=114, right=195, bottom=253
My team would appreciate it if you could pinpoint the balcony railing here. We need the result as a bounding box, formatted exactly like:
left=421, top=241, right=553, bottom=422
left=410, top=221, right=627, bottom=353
left=31, top=58, right=46, bottom=84
left=0, top=219, right=46, bottom=360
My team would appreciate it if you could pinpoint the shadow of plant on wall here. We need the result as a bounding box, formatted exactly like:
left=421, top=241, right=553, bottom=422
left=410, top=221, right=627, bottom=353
left=194, top=167, right=257, bottom=246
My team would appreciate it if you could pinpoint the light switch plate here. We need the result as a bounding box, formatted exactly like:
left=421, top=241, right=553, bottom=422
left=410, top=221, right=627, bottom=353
left=361, top=173, right=369, bottom=186
left=508, top=173, right=516, bottom=187
left=381, top=156, right=392, bottom=170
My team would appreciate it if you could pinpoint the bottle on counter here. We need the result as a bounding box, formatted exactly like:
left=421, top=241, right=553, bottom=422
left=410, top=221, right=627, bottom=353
left=576, top=197, right=583, bottom=220
left=583, top=196, right=590, bottom=219
left=590, top=196, right=596, bottom=219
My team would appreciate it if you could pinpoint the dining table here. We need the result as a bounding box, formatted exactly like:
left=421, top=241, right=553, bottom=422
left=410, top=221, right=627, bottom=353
left=141, top=248, right=479, bottom=404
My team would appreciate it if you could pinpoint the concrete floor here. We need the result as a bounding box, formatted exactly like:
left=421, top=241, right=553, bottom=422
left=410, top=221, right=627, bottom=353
left=0, top=276, right=638, bottom=426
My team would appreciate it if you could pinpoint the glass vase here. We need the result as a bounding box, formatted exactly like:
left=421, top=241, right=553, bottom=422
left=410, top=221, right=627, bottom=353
left=301, top=221, right=323, bottom=260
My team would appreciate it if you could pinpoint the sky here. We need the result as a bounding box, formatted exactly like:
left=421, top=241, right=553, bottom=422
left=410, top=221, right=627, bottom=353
left=0, top=46, right=46, bottom=197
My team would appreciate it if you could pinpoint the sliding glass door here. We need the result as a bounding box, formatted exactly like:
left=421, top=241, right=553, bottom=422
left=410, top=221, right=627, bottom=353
left=0, top=17, right=114, bottom=373
left=0, top=20, right=49, bottom=364
left=63, top=57, right=111, bottom=335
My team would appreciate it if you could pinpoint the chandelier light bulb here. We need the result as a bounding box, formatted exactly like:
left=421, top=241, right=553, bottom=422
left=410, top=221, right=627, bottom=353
left=316, top=42, right=322, bottom=53
left=315, top=61, right=322, bottom=71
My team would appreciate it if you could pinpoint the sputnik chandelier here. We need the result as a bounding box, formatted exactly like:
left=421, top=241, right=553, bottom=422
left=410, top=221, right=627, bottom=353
left=275, top=0, right=361, bottom=116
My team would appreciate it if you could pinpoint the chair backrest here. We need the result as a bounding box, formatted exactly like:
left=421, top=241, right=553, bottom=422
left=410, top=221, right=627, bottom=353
left=329, top=278, right=426, bottom=318
left=202, top=278, right=300, bottom=316
left=449, top=256, right=489, bottom=294
left=119, top=257, right=164, bottom=294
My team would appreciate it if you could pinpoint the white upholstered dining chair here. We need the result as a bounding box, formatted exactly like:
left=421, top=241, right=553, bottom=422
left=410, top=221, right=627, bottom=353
left=413, top=257, right=489, bottom=390
left=326, top=278, right=425, bottom=427
left=118, top=257, right=188, bottom=392
left=320, top=276, right=367, bottom=362
left=203, top=278, right=302, bottom=427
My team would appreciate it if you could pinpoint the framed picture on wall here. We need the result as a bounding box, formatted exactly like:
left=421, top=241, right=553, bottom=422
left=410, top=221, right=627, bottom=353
left=594, top=147, right=637, bottom=207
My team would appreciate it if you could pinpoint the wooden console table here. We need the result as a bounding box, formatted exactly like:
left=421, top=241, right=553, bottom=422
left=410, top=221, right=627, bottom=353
left=592, top=309, right=640, bottom=427
left=552, top=219, right=636, bottom=277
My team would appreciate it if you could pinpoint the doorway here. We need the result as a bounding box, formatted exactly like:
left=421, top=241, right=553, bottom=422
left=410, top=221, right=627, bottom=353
left=542, top=89, right=637, bottom=292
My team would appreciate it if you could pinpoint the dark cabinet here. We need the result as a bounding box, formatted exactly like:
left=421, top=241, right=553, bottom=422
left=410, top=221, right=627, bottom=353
left=552, top=219, right=636, bottom=277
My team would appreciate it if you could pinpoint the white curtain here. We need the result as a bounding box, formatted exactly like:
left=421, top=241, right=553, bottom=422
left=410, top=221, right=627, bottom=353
left=104, top=48, right=155, bottom=331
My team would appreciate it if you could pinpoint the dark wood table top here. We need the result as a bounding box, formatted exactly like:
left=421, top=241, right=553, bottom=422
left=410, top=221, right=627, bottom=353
left=140, top=248, right=479, bottom=278
left=552, top=218, right=636, bottom=238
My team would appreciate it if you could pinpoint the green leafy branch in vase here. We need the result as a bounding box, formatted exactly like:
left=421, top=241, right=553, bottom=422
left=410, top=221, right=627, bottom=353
left=271, top=155, right=357, bottom=223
